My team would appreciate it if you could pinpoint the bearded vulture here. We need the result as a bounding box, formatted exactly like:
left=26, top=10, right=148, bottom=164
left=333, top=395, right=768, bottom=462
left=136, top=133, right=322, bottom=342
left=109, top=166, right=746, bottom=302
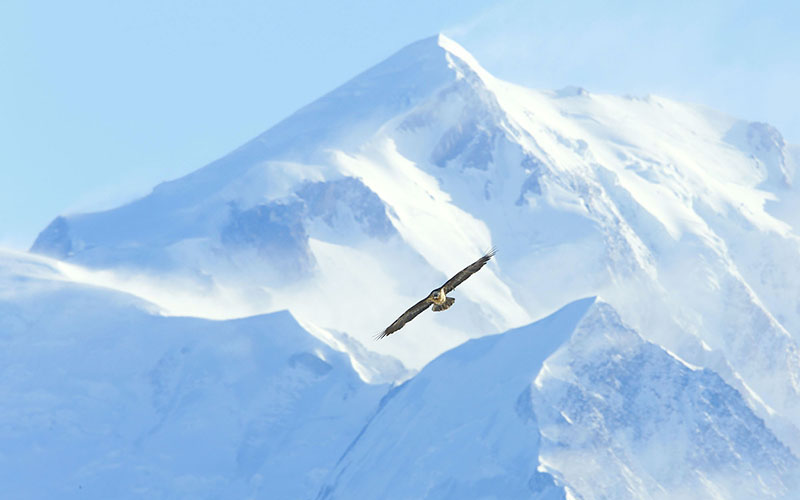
left=376, top=248, right=496, bottom=339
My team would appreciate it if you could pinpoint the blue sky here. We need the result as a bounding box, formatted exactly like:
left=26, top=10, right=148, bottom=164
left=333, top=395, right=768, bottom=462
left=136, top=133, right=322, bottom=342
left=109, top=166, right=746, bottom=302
left=2, top=0, right=798, bottom=248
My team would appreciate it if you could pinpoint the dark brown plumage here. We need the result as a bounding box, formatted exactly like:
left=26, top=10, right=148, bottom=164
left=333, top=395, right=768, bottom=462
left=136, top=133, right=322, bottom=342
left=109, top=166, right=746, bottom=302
left=375, top=248, right=496, bottom=339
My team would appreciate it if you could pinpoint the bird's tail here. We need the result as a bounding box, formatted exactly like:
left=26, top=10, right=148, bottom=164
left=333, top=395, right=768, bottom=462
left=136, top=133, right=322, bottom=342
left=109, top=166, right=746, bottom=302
left=432, top=297, right=455, bottom=312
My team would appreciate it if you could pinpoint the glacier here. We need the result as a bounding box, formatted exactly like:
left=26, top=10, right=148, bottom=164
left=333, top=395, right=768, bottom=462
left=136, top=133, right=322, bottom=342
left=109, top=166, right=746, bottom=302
left=5, top=33, right=800, bottom=497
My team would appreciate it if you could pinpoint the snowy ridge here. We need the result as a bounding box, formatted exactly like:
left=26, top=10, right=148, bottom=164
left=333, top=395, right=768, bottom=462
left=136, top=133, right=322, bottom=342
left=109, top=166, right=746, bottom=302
left=0, top=250, right=386, bottom=499
left=317, top=297, right=798, bottom=500
left=6, top=251, right=793, bottom=500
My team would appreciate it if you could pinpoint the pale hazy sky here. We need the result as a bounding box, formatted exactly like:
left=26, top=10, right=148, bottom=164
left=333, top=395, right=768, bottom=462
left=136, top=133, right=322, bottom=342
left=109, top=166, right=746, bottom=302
left=2, top=0, right=797, bottom=248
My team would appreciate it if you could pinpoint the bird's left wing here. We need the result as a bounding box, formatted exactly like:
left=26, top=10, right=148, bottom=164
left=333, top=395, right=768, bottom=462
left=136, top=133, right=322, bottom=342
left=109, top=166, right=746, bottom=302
left=441, top=247, right=496, bottom=294
left=375, top=297, right=432, bottom=339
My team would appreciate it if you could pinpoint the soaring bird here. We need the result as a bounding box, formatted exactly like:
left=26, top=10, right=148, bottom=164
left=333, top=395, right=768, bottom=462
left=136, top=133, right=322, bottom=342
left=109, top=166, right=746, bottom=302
left=376, top=248, right=497, bottom=339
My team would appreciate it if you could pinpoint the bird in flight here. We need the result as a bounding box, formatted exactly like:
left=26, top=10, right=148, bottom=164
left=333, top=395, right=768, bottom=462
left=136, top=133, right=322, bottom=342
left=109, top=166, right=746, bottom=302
left=376, top=248, right=497, bottom=339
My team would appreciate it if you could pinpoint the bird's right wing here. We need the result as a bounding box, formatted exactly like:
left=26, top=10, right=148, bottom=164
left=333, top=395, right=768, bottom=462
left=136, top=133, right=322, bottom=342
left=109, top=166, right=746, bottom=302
left=375, top=297, right=432, bottom=339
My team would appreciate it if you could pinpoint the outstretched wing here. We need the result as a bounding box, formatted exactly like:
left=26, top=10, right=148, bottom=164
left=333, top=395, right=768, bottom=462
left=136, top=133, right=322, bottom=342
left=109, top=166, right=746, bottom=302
left=376, top=297, right=432, bottom=339
left=441, top=247, right=496, bottom=294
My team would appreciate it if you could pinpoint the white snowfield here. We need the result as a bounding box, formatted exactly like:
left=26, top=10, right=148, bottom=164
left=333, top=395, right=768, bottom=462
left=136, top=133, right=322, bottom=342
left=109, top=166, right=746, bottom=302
left=6, top=34, right=799, bottom=497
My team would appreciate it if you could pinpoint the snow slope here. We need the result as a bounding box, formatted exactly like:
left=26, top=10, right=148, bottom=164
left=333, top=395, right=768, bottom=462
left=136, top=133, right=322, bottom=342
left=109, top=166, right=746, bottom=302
left=318, top=298, right=798, bottom=500
left=532, top=300, right=798, bottom=499
left=0, top=249, right=386, bottom=500
left=5, top=251, right=794, bottom=499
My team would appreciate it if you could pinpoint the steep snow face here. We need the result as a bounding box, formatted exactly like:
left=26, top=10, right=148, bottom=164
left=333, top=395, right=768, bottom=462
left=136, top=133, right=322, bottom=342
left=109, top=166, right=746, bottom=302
left=0, top=250, right=386, bottom=500
left=531, top=302, right=799, bottom=500
left=318, top=298, right=798, bottom=500
left=29, top=34, right=800, bottom=451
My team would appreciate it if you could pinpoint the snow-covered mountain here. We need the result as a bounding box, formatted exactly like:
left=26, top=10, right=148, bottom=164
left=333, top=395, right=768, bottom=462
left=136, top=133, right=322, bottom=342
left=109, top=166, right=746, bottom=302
left=4, top=254, right=796, bottom=499
left=16, top=34, right=800, bottom=497
left=320, top=298, right=798, bottom=500
left=0, top=249, right=386, bottom=499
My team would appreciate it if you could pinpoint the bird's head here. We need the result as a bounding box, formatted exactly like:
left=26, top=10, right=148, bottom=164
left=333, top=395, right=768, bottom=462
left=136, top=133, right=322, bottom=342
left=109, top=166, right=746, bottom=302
left=431, top=289, right=441, bottom=301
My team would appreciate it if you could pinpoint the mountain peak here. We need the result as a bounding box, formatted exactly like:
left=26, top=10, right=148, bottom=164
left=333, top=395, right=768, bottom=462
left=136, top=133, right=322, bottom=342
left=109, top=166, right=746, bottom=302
left=341, top=33, right=488, bottom=94
left=401, top=33, right=479, bottom=60
left=391, top=33, right=490, bottom=83
left=435, top=33, right=485, bottom=71
left=226, top=34, right=488, bottom=159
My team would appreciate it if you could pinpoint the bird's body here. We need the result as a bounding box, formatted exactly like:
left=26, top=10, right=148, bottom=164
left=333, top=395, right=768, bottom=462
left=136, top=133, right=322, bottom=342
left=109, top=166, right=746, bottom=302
left=376, top=248, right=496, bottom=339
left=431, top=295, right=455, bottom=312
